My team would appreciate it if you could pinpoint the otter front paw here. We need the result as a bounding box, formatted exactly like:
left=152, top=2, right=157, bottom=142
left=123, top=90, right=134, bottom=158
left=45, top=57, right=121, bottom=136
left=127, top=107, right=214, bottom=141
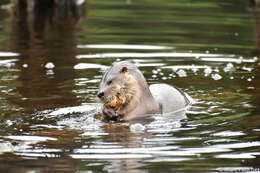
left=102, top=106, right=119, bottom=121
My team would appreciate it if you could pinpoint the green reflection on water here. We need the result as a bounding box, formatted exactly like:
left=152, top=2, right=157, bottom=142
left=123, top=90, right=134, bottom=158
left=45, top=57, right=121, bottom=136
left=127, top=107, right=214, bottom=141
left=192, top=112, right=251, bottom=124
left=196, top=90, right=251, bottom=102
left=79, top=0, right=254, bottom=55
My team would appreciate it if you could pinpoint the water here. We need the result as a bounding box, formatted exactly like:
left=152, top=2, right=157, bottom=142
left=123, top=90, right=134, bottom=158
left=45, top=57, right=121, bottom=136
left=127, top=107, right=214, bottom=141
left=0, top=0, right=260, bottom=172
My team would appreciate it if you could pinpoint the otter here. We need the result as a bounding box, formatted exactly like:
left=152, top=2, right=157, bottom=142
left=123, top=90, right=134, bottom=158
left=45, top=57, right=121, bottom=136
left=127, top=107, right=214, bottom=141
left=97, top=61, right=191, bottom=121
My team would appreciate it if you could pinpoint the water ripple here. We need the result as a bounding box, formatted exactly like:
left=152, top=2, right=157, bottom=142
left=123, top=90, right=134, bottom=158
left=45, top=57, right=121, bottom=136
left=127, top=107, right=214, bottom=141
left=0, top=52, right=19, bottom=57
left=76, top=52, right=229, bottom=59
left=77, top=44, right=175, bottom=50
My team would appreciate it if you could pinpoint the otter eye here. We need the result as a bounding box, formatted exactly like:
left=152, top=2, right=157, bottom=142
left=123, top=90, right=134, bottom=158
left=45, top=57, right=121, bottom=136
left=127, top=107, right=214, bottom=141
left=107, top=80, right=112, bottom=85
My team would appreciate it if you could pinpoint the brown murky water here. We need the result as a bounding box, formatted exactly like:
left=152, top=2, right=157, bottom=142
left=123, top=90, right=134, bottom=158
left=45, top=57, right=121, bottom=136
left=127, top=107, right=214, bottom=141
left=0, top=0, right=260, bottom=172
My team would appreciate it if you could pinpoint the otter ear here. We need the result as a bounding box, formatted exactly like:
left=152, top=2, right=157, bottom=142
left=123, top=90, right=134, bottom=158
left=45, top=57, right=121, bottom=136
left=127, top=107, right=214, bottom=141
left=120, top=66, right=128, bottom=73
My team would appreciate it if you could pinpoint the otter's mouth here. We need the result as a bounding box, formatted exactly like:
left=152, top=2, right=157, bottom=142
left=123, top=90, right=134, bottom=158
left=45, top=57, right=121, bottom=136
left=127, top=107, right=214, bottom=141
left=101, top=94, right=125, bottom=121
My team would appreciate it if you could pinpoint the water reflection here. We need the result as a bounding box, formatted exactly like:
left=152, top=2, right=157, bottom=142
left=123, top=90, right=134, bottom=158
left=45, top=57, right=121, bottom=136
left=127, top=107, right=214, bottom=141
left=9, top=0, right=86, bottom=112
left=0, top=5, right=9, bottom=21
left=68, top=110, right=187, bottom=173
left=251, top=1, right=260, bottom=114
left=1, top=157, right=78, bottom=173
left=242, top=4, right=260, bottom=168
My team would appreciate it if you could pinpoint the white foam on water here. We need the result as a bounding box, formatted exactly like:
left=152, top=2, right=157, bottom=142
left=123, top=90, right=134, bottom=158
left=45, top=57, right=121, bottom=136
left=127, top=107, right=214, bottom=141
left=130, top=123, right=146, bottom=133
left=48, top=104, right=99, bottom=116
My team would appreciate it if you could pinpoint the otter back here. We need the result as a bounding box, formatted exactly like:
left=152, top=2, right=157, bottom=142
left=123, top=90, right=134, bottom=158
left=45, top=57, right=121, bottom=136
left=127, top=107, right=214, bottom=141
left=149, top=84, right=191, bottom=114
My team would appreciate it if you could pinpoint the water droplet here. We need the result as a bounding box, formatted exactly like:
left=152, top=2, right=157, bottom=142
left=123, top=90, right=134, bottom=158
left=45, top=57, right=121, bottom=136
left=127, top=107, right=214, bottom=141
left=192, top=68, right=198, bottom=73
left=45, top=62, right=55, bottom=69
left=223, top=63, right=234, bottom=72
left=176, top=69, right=187, bottom=77
left=237, top=56, right=243, bottom=64
left=22, top=64, right=28, bottom=68
left=191, top=65, right=199, bottom=73
left=46, top=70, right=55, bottom=75
left=162, top=77, right=167, bottom=80
left=242, top=66, right=252, bottom=72
left=214, top=68, right=219, bottom=73
left=152, top=70, right=158, bottom=74
left=204, top=67, right=212, bottom=76
left=6, top=120, right=13, bottom=126
left=211, top=74, right=222, bottom=80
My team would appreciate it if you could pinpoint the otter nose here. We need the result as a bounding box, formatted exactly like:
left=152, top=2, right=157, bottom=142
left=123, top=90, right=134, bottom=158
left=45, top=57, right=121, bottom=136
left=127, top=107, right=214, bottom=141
left=97, top=92, right=104, bottom=99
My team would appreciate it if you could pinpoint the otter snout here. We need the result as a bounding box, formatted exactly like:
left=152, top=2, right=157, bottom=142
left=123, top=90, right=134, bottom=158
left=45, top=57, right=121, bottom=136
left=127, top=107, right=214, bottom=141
left=97, top=92, right=104, bottom=100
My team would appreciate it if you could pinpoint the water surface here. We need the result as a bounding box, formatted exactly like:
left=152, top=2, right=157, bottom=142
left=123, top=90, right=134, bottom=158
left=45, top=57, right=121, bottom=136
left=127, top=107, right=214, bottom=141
left=0, top=0, right=260, bottom=172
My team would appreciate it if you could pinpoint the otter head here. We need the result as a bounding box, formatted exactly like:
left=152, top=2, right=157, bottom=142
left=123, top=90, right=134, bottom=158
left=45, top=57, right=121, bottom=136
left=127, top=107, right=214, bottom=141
left=97, top=62, right=140, bottom=121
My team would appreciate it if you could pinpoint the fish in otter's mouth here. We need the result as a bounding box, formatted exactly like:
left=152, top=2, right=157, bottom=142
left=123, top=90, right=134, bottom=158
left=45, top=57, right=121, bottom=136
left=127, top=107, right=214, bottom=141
left=100, top=94, right=125, bottom=121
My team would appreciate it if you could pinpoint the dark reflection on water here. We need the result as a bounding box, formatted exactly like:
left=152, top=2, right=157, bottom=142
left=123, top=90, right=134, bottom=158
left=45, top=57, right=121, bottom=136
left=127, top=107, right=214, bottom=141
left=0, top=0, right=260, bottom=173
left=9, top=0, right=86, bottom=112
